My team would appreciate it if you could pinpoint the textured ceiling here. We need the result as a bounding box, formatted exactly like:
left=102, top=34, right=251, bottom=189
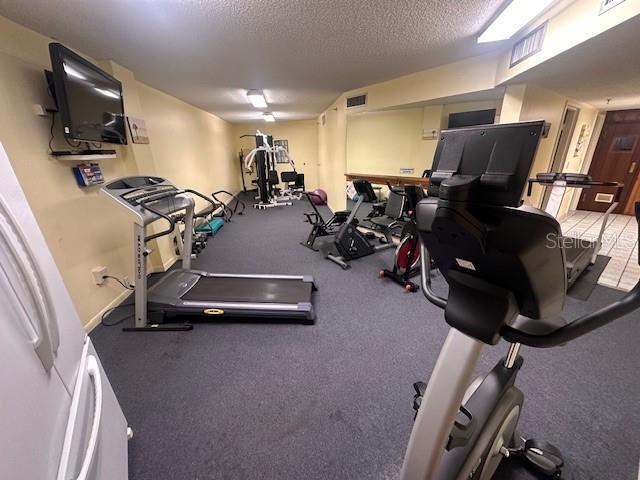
left=0, top=0, right=508, bottom=122
left=510, top=13, right=640, bottom=111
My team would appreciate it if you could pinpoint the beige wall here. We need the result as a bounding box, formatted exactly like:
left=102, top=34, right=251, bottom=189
left=317, top=99, right=348, bottom=212
left=0, top=16, right=237, bottom=329
left=518, top=84, right=568, bottom=208
left=345, top=100, right=501, bottom=181
left=236, top=119, right=319, bottom=191
left=139, top=83, right=239, bottom=209
left=498, top=83, right=600, bottom=213
left=345, top=52, right=501, bottom=113
left=346, top=108, right=430, bottom=177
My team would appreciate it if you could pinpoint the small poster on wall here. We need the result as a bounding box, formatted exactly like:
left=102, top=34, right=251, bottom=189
left=274, top=139, right=289, bottom=163
left=127, top=117, right=150, bottom=144
left=573, top=124, right=590, bottom=157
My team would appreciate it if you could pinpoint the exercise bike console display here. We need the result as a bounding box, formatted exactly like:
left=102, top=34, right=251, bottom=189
left=101, top=176, right=316, bottom=330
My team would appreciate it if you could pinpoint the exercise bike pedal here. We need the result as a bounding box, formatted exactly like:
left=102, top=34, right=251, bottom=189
left=412, top=381, right=427, bottom=414
left=506, top=438, right=564, bottom=478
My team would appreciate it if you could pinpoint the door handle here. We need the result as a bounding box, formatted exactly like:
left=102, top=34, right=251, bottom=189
left=0, top=194, right=59, bottom=370
left=629, top=162, right=637, bottom=174
left=76, top=355, right=103, bottom=480
left=56, top=352, right=104, bottom=480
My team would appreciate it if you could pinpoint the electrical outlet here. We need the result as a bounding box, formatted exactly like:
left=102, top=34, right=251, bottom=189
left=92, top=266, right=108, bottom=286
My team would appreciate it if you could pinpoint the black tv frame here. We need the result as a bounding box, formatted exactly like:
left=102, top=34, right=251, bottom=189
left=447, top=109, right=496, bottom=129
left=49, top=42, right=127, bottom=145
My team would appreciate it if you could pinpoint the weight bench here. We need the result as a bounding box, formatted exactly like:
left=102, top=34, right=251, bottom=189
left=281, top=171, right=305, bottom=200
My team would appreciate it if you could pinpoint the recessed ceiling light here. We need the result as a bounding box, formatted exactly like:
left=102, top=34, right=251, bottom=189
left=478, top=0, right=555, bottom=43
left=247, top=90, right=268, bottom=108
left=263, top=112, right=275, bottom=122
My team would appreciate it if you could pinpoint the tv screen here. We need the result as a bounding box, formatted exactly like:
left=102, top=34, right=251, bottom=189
left=49, top=43, right=127, bottom=145
left=447, top=109, right=496, bottom=129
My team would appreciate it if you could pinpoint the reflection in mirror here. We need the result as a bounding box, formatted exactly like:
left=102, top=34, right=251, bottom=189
left=344, top=93, right=503, bottom=208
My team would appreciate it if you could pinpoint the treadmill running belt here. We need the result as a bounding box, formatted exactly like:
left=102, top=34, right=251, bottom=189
left=181, top=276, right=313, bottom=304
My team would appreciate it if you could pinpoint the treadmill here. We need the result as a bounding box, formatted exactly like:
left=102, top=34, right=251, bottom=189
left=101, top=176, right=316, bottom=331
left=527, top=172, right=623, bottom=288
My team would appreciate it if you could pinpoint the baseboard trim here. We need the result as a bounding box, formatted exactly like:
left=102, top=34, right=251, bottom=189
left=84, top=288, right=132, bottom=333
left=85, top=255, right=178, bottom=333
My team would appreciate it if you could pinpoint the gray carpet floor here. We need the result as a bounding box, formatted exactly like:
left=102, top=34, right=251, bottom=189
left=91, top=193, right=640, bottom=480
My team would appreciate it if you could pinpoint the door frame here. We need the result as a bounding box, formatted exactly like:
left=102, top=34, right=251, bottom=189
left=543, top=105, right=579, bottom=210
left=570, top=112, right=606, bottom=211
left=624, top=167, right=640, bottom=215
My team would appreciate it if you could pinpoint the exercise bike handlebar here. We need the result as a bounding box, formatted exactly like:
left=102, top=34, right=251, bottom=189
left=422, top=202, right=640, bottom=348
left=386, top=181, right=406, bottom=196
left=420, top=243, right=447, bottom=309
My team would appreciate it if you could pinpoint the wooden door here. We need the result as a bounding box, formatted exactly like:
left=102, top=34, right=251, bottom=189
left=578, top=110, right=640, bottom=213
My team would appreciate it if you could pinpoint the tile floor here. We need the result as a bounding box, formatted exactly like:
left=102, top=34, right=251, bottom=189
left=560, top=210, right=639, bottom=291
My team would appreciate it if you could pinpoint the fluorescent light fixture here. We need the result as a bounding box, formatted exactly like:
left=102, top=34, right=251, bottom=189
left=263, top=112, right=275, bottom=122
left=95, top=87, right=120, bottom=99
left=478, top=0, right=555, bottom=43
left=247, top=90, right=268, bottom=108
left=63, top=63, right=87, bottom=80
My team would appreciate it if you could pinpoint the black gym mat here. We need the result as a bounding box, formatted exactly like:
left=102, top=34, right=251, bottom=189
left=182, top=276, right=313, bottom=304
left=567, top=254, right=611, bottom=301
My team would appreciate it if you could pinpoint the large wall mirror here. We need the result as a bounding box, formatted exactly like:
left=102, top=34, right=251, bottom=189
left=344, top=90, right=504, bottom=208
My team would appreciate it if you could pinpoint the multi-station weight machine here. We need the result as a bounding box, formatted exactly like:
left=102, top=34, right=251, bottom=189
left=241, top=131, right=303, bottom=209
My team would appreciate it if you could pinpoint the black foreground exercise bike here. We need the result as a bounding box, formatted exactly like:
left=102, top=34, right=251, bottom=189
left=400, top=121, right=640, bottom=480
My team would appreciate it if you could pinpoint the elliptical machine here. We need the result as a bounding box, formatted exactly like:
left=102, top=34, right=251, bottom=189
left=401, top=121, right=640, bottom=479
left=379, top=183, right=425, bottom=292
left=326, top=179, right=395, bottom=269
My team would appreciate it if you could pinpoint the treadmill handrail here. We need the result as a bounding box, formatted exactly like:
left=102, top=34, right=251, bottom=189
left=184, top=189, right=218, bottom=209
left=139, top=199, right=177, bottom=242
left=527, top=177, right=623, bottom=197
left=138, top=188, right=218, bottom=242
left=212, top=189, right=246, bottom=220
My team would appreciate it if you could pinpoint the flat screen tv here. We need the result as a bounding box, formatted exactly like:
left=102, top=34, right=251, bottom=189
left=49, top=43, right=127, bottom=145
left=447, top=109, right=496, bottom=129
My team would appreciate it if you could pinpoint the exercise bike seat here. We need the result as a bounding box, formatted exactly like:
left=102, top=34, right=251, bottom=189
left=508, top=314, right=568, bottom=336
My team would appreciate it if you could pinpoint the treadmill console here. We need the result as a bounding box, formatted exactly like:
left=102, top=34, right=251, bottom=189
left=101, top=176, right=193, bottom=224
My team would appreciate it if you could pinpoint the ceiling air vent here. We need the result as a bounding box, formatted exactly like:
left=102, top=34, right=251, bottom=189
left=510, top=23, right=546, bottom=67
left=346, top=94, right=367, bottom=109
left=600, top=0, right=625, bottom=14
